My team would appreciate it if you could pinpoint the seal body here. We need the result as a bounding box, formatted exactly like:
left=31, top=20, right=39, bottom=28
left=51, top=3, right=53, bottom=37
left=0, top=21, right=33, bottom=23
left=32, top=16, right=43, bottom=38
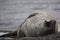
left=17, top=11, right=58, bottom=37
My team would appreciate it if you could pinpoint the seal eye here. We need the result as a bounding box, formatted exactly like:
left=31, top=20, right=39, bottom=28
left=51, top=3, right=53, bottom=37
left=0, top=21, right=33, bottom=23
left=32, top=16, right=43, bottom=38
left=44, top=20, right=56, bottom=27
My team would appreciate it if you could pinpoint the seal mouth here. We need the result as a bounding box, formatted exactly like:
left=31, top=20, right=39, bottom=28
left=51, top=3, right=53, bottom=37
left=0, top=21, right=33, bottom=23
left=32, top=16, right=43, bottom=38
left=44, top=20, right=56, bottom=28
left=44, top=20, right=56, bottom=34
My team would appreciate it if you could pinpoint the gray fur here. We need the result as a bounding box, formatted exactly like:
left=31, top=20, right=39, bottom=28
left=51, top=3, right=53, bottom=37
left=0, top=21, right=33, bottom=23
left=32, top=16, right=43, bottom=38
left=17, top=11, right=58, bottom=37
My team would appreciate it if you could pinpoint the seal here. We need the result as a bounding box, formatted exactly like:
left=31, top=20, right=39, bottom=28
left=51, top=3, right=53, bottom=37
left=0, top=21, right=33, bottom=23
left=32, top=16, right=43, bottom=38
left=0, top=11, right=58, bottom=38
left=17, top=11, right=58, bottom=37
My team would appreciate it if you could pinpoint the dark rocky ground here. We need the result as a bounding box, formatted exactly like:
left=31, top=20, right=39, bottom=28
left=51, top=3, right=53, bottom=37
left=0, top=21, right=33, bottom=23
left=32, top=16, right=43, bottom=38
left=0, top=32, right=60, bottom=40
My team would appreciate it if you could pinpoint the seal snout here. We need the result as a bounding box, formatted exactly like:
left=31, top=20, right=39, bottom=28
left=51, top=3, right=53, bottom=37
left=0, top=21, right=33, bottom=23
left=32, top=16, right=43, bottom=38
left=45, top=20, right=56, bottom=27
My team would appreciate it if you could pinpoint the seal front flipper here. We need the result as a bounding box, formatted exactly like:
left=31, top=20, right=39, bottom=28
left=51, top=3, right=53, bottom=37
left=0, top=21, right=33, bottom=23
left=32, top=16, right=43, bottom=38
left=0, top=31, right=17, bottom=38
